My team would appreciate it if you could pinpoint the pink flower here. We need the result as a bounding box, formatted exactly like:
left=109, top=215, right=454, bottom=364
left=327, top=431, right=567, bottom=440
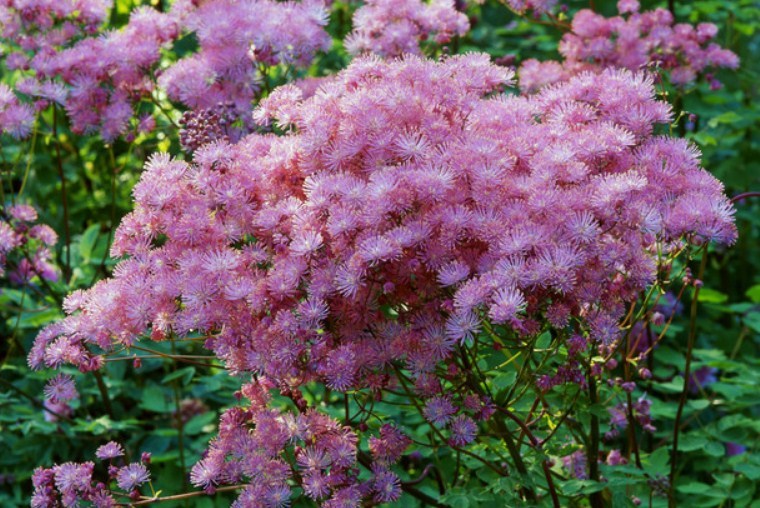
left=95, top=442, right=124, bottom=460
left=116, top=463, right=150, bottom=491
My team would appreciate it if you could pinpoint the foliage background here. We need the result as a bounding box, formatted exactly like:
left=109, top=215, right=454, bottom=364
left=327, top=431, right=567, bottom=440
left=1, top=0, right=759, bottom=506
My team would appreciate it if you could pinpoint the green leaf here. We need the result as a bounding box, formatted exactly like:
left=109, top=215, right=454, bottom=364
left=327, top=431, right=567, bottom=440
left=745, top=285, right=760, bottom=303
left=698, top=288, right=728, bottom=304
left=692, top=131, right=717, bottom=146
left=535, top=331, right=551, bottom=349
left=678, top=482, right=712, bottom=494
left=707, top=111, right=742, bottom=128
left=78, top=224, right=101, bottom=263
left=743, top=312, right=760, bottom=334
left=704, top=441, right=725, bottom=457
left=491, top=372, right=517, bottom=393
left=735, top=463, right=760, bottom=481
left=688, top=399, right=710, bottom=411
left=643, top=448, right=670, bottom=475
left=679, top=434, right=709, bottom=452
left=184, top=412, right=216, bottom=435
left=17, top=308, right=62, bottom=329
left=161, top=367, right=195, bottom=386
left=140, top=385, right=170, bottom=413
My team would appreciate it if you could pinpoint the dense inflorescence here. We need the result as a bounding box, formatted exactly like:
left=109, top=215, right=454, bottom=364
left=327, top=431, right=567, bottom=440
left=159, top=0, right=331, bottom=119
left=503, top=0, right=558, bottom=15
left=31, top=444, right=151, bottom=508
left=345, top=0, right=469, bottom=57
left=518, top=0, right=739, bottom=93
left=0, top=0, right=111, bottom=54
left=1, top=0, right=331, bottom=140
left=0, top=204, right=58, bottom=285
left=0, top=83, right=34, bottom=138
left=189, top=379, right=383, bottom=506
left=178, top=102, right=238, bottom=153
left=30, top=50, right=735, bottom=457
left=2, top=2, right=178, bottom=140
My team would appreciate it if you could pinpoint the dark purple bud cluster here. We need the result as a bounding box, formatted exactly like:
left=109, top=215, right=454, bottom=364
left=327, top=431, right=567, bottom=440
left=178, top=102, right=235, bottom=153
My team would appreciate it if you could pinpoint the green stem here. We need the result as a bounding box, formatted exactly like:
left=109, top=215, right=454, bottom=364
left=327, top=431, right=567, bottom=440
left=588, top=375, right=603, bottom=508
left=669, top=251, right=708, bottom=507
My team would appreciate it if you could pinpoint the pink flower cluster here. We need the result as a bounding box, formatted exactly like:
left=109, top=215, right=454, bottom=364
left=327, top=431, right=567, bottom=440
left=504, top=0, right=557, bottom=15
left=188, top=378, right=407, bottom=506
left=0, top=203, right=58, bottom=285
left=3, top=4, right=178, bottom=140
left=29, top=58, right=736, bottom=500
left=42, top=373, right=78, bottom=422
left=31, top=443, right=151, bottom=508
left=30, top=53, right=734, bottom=385
left=2, top=0, right=331, bottom=140
left=0, top=83, right=34, bottom=138
left=345, top=0, right=469, bottom=57
left=519, top=0, right=739, bottom=93
left=159, top=0, right=331, bottom=117
left=0, top=0, right=110, bottom=59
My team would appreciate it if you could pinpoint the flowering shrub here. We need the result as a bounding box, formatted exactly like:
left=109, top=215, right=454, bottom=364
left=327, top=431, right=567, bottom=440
left=2, top=1, right=759, bottom=507
left=28, top=52, right=738, bottom=505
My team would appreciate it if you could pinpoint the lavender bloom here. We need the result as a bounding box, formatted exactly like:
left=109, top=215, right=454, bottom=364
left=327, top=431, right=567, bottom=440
left=95, top=442, right=124, bottom=460
left=725, top=442, right=747, bottom=457
left=368, top=425, right=411, bottom=465
left=688, top=366, right=718, bottom=394
left=448, top=415, right=478, bottom=446
left=0, top=84, right=34, bottom=138
left=372, top=468, right=402, bottom=503
left=116, top=463, right=150, bottom=491
left=562, top=450, right=588, bottom=480
left=423, top=396, right=457, bottom=427
left=606, top=449, right=627, bottom=466
left=43, top=374, right=78, bottom=404
left=345, top=0, right=469, bottom=58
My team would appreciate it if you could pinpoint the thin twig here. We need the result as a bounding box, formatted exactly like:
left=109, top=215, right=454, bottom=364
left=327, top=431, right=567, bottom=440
left=731, top=191, right=760, bottom=204
left=121, top=485, right=245, bottom=506
left=52, top=106, right=71, bottom=281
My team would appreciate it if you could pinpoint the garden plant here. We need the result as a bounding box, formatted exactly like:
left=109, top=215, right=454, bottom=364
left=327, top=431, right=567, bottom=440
left=1, top=0, right=759, bottom=507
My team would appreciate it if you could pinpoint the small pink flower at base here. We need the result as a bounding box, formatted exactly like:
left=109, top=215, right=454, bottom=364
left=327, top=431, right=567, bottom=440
left=302, top=472, right=331, bottom=500
left=562, top=450, right=588, bottom=480
left=53, top=461, right=94, bottom=494
left=43, top=399, right=73, bottom=423
left=95, top=442, right=124, bottom=460
left=43, top=373, right=78, bottom=404
left=90, top=489, right=117, bottom=508
left=606, top=449, right=628, bottom=466
left=372, top=468, right=402, bottom=503
left=0, top=84, right=34, bottom=139
left=115, top=463, right=150, bottom=491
